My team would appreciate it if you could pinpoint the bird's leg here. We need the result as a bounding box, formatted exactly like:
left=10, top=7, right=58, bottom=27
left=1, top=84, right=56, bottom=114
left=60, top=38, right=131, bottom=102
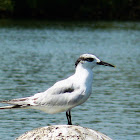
left=68, top=110, right=72, bottom=125
left=66, top=110, right=72, bottom=125
left=66, top=111, right=69, bottom=124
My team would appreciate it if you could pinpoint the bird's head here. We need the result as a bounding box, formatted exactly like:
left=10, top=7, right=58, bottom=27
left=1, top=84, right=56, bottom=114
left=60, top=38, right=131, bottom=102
left=75, top=54, right=115, bottom=69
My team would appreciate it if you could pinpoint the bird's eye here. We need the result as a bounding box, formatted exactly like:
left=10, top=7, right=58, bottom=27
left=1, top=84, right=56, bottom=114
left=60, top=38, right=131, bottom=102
left=85, top=58, right=94, bottom=62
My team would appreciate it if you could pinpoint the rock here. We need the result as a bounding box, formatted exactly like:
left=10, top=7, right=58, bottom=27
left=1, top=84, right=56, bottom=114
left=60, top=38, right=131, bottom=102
left=16, top=125, right=112, bottom=140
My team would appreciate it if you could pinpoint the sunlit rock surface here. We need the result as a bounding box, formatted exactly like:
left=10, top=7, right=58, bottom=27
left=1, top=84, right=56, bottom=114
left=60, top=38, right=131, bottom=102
left=16, top=125, right=112, bottom=140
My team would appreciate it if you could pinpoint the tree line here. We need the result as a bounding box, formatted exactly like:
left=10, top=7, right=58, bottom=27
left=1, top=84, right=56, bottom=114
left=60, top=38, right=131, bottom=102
left=0, top=0, right=140, bottom=20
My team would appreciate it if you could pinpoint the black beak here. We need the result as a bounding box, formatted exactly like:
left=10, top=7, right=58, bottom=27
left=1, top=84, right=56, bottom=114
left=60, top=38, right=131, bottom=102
left=97, top=61, right=115, bottom=67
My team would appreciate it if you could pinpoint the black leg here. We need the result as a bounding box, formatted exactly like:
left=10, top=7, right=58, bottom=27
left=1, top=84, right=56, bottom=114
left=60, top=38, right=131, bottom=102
left=66, top=110, right=72, bottom=125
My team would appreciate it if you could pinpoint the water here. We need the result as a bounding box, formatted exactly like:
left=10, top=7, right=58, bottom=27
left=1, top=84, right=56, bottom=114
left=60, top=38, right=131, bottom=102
left=0, top=21, right=139, bottom=140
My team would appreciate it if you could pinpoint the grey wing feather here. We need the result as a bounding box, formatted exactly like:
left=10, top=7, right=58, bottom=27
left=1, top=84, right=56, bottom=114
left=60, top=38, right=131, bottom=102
left=44, top=78, right=75, bottom=95
left=0, top=97, right=30, bottom=105
left=0, top=97, right=32, bottom=109
left=0, top=104, right=26, bottom=109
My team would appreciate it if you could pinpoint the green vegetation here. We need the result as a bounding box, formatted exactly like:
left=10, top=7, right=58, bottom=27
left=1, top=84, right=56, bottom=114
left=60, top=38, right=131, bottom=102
left=0, top=0, right=140, bottom=20
left=0, top=0, right=13, bottom=17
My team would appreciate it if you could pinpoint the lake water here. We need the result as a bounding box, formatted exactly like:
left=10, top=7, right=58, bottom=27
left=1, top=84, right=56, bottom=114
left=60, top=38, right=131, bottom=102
left=0, top=21, right=139, bottom=140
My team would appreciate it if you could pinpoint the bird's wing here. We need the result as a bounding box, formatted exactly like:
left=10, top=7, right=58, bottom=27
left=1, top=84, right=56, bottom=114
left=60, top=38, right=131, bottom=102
left=0, top=78, right=84, bottom=109
left=33, top=78, right=84, bottom=107
left=44, top=79, right=76, bottom=95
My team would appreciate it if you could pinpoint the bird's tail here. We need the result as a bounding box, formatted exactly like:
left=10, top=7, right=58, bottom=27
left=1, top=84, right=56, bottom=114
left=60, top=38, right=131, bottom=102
left=0, top=97, right=32, bottom=110
left=0, top=104, right=22, bottom=109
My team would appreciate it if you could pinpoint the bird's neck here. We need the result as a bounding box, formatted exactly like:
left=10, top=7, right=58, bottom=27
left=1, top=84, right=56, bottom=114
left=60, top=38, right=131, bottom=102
left=74, top=64, right=93, bottom=85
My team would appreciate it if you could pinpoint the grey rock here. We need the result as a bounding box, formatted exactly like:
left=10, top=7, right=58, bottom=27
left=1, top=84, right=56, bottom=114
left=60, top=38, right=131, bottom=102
left=16, top=125, right=112, bottom=140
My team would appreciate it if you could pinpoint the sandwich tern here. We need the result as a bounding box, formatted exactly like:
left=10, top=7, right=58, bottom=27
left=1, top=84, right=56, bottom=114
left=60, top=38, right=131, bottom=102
left=0, top=54, right=115, bottom=125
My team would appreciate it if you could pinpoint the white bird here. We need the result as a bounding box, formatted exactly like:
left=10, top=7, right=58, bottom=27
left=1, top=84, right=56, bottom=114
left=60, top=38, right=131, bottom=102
left=0, top=54, right=115, bottom=125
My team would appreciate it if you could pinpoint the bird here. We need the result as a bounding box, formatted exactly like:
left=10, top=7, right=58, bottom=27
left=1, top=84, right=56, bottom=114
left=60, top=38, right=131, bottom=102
left=0, top=54, right=115, bottom=125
